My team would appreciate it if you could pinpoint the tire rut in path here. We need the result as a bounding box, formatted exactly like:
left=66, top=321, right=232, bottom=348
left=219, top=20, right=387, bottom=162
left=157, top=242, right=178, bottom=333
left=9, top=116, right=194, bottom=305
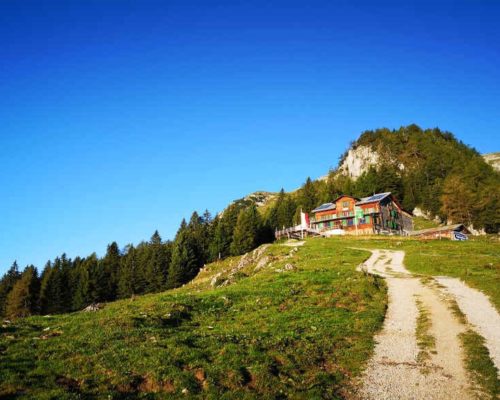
left=357, top=250, right=474, bottom=400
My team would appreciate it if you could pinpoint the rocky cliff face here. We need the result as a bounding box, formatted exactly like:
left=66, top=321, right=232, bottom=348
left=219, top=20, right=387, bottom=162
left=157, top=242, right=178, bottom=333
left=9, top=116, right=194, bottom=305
left=338, top=145, right=380, bottom=180
left=483, top=152, right=500, bottom=172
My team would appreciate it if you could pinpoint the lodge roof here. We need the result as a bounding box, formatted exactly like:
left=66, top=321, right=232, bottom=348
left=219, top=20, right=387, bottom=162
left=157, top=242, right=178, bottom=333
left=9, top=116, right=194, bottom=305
left=408, top=224, right=469, bottom=236
left=311, top=202, right=336, bottom=213
left=355, top=192, right=392, bottom=206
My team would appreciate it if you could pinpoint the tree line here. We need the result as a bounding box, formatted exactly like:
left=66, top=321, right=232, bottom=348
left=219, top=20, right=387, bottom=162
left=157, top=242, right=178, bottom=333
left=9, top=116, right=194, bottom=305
left=0, top=205, right=276, bottom=320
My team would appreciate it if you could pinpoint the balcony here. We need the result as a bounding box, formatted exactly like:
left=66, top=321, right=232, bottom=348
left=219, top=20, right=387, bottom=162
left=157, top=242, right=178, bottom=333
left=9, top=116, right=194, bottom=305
left=310, top=214, right=337, bottom=223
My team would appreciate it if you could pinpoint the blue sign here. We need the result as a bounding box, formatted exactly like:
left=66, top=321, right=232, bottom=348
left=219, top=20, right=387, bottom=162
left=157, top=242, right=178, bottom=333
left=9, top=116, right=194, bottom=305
left=453, top=231, right=468, bottom=241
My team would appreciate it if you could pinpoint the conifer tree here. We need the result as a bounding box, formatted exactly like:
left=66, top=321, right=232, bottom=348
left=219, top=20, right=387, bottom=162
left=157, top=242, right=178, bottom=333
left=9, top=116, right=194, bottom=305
left=72, top=257, right=91, bottom=310
left=144, top=231, right=169, bottom=292
left=230, top=205, right=262, bottom=256
left=39, top=261, right=53, bottom=314
left=117, top=245, right=137, bottom=298
left=0, top=261, right=21, bottom=317
left=39, top=258, right=65, bottom=314
left=299, top=177, right=318, bottom=213
left=102, top=242, right=121, bottom=301
left=5, top=266, right=39, bottom=319
left=277, top=193, right=297, bottom=229
left=168, top=226, right=198, bottom=288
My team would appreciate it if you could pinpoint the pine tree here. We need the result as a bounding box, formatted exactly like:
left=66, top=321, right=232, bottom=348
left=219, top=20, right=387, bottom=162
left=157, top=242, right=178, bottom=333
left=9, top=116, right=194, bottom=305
left=144, top=230, right=169, bottom=292
left=168, top=228, right=198, bottom=288
left=277, top=193, right=297, bottom=229
left=72, top=257, right=91, bottom=310
left=39, top=261, right=53, bottom=314
left=299, top=177, right=318, bottom=212
left=5, top=266, right=39, bottom=319
left=117, top=245, right=137, bottom=298
left=39, top=258, right=65, bottom=314
left=0, top=261, right=21, bottom=317
left=230, top=205, right=262, bottom=256
left=102, top=242, right=121, bottom=301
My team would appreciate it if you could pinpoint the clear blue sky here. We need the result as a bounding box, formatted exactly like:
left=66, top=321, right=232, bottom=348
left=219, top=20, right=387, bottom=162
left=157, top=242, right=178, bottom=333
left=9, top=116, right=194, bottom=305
left=1, top=0, right=499, bottom=274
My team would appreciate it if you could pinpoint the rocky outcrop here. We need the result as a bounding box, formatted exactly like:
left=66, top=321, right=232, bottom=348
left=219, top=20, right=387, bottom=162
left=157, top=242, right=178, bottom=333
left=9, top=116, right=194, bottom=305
left=483, top=152, right=500, bottom=172
left=338, top=145, right=380, bottom=180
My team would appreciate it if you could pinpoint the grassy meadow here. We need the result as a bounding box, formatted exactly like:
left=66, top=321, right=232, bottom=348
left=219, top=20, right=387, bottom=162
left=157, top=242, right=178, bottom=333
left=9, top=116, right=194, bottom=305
left=0, top=239, right=386, bottom=400
left=334, top=235, right=499, bottom=311
left=1, top=235, right=498, bottom=399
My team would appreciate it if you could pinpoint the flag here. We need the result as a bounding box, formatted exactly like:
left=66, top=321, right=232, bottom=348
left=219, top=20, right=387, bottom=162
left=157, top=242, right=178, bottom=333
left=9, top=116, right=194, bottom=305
left=301, top=211, right=310, bottom=228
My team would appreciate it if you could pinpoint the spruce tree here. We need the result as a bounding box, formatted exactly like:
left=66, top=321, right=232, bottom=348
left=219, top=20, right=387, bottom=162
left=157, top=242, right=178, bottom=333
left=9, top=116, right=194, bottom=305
left=102, top=242, right=121, bottom=301
left=117, top=245, right=137, bottom=298
left=5, top=266, right=39, bottom=319
left=144, top=230, right=169, bottom=292
left=168, top=228, right=198, bottom=288
left=72, top=257, right=91, bottom=310
left=299, top=177, right=318, bottom=213
left=0, top=261, right=21, bottom=317
left=230, top=205, right=262, bottom=256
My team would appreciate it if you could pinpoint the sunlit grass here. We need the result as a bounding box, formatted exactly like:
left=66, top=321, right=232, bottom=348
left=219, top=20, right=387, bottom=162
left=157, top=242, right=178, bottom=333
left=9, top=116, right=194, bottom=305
left=0, top=238, right=387, bottom=399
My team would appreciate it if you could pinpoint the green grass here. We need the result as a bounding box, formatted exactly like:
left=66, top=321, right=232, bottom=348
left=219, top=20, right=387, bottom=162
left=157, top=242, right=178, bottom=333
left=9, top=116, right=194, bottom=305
left=0, top=239, right=387, bottom=399
left=400, top=237, right=500, bottom=311
left=328, top=235, right=500, bottom=312
left=415, top=298, right=436, bottom=367
left=460, top=330, right=500, bottom=399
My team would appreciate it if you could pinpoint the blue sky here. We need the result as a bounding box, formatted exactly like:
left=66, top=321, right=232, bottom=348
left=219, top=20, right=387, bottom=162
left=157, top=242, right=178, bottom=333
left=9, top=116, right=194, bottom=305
left=1, top=0, right=499, bottom=274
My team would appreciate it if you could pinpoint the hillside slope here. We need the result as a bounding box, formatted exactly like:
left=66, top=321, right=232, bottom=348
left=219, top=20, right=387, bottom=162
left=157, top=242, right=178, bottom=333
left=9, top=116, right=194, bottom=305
left=0, top=240, right=386, bottom=399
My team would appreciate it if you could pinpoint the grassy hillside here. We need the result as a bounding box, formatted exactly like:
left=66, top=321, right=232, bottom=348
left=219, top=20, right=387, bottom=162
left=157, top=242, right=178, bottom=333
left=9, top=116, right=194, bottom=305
left=2, top=235, right=498, bottom=399
left=0, top=239, right=386, bottom=399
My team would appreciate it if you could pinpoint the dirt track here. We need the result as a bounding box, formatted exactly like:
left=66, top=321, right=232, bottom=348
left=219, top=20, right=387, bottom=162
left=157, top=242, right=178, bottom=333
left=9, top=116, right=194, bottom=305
left=357, top=249, right=499, bottom=399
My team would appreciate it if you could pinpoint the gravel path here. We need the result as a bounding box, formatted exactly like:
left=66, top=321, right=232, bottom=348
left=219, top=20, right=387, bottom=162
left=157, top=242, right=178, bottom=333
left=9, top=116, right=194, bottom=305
left=436, top=276, right=500, bottom=374
left=358, top=250, right=474, bottom=399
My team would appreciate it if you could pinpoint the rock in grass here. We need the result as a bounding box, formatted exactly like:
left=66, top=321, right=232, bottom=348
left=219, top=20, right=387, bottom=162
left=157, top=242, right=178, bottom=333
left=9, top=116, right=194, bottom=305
left=275, top=263, right=297, bottom=273
left=83, top=303, right=103, bottom=312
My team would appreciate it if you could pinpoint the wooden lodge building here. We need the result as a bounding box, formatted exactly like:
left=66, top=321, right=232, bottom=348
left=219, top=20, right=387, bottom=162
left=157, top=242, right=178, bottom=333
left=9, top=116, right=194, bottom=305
left=310, top=192, right=413, bottom=235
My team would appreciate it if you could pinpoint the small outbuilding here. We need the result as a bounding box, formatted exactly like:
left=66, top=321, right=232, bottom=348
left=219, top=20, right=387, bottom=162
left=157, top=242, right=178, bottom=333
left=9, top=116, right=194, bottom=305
left=408, top=224, right=470, bottom=240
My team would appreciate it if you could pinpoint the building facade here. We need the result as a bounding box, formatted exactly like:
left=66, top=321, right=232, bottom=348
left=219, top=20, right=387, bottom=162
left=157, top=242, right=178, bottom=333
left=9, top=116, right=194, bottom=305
left=310, top=192, right=413, bottom=235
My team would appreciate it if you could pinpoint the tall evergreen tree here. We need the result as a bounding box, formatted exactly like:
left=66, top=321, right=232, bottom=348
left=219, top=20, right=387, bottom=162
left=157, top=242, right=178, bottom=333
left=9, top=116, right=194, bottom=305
left=102, top=242, right=121, bottom=301
left=168, top=223, right=198, bottom=288
left=298, top=177, right=318, bottom=213
left=5, top=266, right=39, bottom=319
left=117, top=245, right=137, bottom=298
left=0, top=261, right=21, bottom=317
left=230, top=205, right=262, bottom=256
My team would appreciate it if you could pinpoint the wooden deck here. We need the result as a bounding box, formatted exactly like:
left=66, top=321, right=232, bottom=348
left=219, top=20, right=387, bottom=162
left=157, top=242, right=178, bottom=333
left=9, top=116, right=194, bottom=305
left=275, top=225, right=322, bottom=240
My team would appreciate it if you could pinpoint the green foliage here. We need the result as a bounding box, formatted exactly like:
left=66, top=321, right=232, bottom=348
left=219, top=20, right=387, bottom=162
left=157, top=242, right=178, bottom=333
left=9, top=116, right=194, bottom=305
left=5, top=266, right=39, bottom=319
left=168, top=223, right=199, bottom=288
left=0, top=261, right=21, bottom=317
left=352, top=125, right=499, bottom=231
left=230, top=205, right=262, bottom=256
left=265, top=189, right=297, bottom=230
left=298, top=177, right=318, bottom=213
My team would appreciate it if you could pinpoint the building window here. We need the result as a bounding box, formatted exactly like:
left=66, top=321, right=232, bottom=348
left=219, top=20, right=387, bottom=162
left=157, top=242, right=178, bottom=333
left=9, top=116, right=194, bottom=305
left=342, top=201, right=349, bottom=208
